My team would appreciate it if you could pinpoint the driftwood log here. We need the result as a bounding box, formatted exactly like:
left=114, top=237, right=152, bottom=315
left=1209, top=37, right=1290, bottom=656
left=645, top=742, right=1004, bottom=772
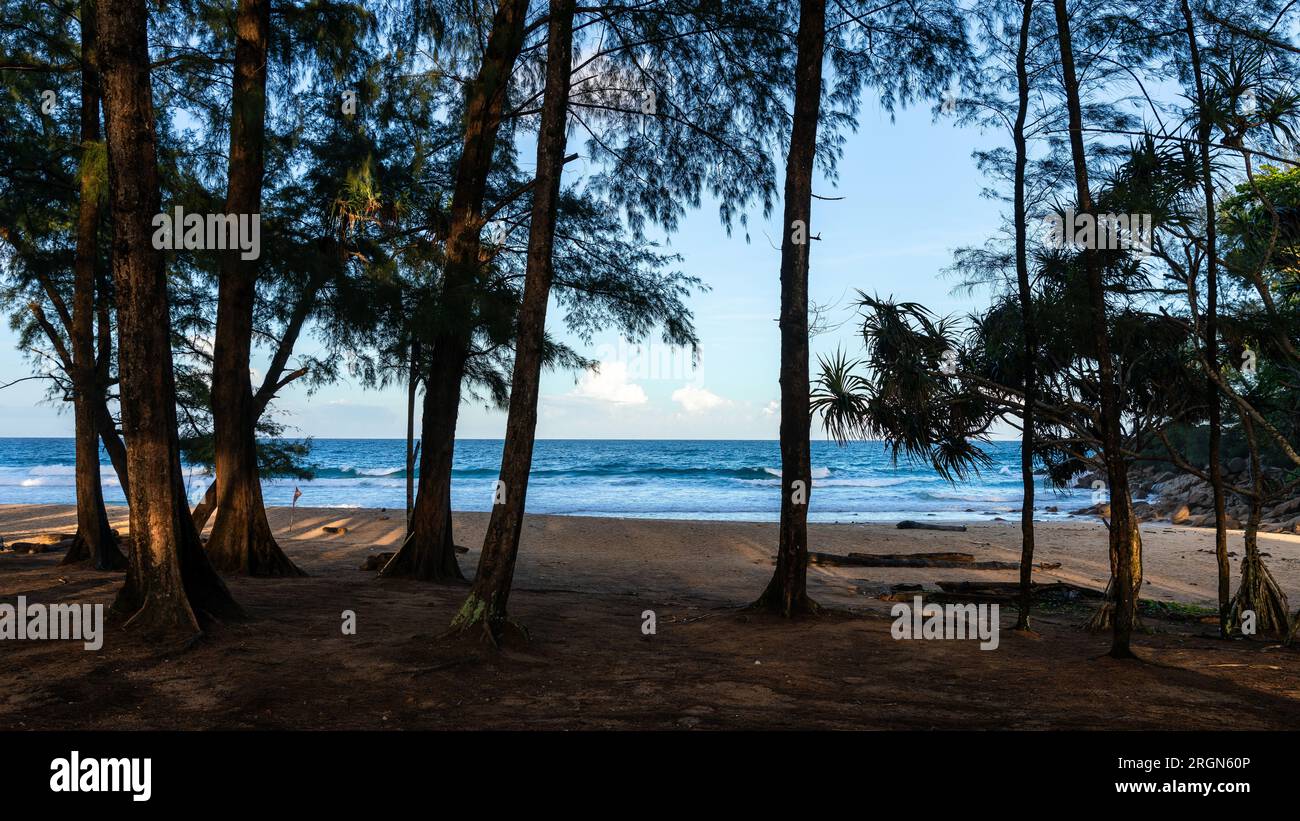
left=896, top=520, right=967, bottom=532
left=878, top=580, right=1100, bottom=604
left=809, top=551, right=1015, bottom=569
left=808, top=551, right=1062, bottom=571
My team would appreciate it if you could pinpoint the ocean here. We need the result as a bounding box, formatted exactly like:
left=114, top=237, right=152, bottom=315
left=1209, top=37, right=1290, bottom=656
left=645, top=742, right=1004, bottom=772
left=0, top=437, right=1095, bottom=522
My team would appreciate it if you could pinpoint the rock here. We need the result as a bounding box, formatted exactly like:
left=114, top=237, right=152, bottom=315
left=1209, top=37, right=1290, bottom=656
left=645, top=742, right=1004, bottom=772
left=1045, top=506, right=1058, bottom=513
left=1268, top=497, right=1300, bottom=520
left=323, top=526, right=348, bottom=535
left=1227, top=456, right=1248, bottom=475
left=359, top=552, right=394, bottom=571
left=1170, top=504, right=1191, bottom=525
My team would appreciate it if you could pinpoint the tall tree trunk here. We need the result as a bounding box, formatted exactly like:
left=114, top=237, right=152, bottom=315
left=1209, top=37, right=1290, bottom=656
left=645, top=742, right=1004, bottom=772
left=406, top=339, right=419, bottom=532
left=64, top=0, right=126, bottom=571
left=1052, top=0, right=1142, bottom=658
left=754, top=0, right=825, bottom=617
left=1012, top=0, right=1036, bottom=630
left=91, top=262, right=131, bottom=496
left=1179, top=0, right=1229, bottom=637
left=381, top=0, right=530, bottom=581
left=451, top=0, right=576, bottom=642
left=196, top=277, right=320, bottom=534
left=191, top=480, right=217, bottom=532
left=205, top=0, right=303, bottom=576
left=93, top=252, right=131, bottom=497
left=92, top=390, right=131, bottom=498
left=98, top=0, right=242, bottom=638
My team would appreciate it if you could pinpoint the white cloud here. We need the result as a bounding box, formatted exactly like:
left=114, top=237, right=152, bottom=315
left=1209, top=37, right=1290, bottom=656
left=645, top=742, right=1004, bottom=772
left=571, top=361, right=648, bottom=405
left=762, top=400, right=780, bottom=417
left=671, top=384, right=729, bottom=414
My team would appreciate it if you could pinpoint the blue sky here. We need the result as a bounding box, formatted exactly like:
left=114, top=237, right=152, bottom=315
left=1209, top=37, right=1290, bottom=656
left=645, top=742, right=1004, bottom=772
left=1, top=95, right=1008, bottom=440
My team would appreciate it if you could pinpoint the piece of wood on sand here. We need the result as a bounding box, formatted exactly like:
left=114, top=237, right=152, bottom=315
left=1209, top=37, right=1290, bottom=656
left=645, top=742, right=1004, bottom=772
left=808, top=551, right=1062, bottom=571
left=896, top=520, right=967, bottom=532
left=878, top=580, right=1100, bottom=604
left=809, top=551, right=1017, bottom=569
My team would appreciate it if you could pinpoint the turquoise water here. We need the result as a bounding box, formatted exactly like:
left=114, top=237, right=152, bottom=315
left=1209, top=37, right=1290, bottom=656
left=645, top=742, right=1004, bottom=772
left=0, top=437, right=1092, bottom=522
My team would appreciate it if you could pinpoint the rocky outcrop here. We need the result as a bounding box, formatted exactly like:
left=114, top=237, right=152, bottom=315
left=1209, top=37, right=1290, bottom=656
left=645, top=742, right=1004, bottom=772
left=1069, top=465, right=1300, bottom=532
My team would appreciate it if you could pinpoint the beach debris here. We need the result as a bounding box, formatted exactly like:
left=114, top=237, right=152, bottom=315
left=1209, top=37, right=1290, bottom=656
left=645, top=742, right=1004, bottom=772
left=810, top=550, right=1061, bottom=571
left=5, top=542, right=48, bottom=554
left=809, top=551, right=1018, bottom=569
left=2, top=534, right=75, bottom=554
left=879, top=580, right=1100, bottom=605
left=359, top=552, right=395, bottom=571
left=896, top=520, right=967, bottom=532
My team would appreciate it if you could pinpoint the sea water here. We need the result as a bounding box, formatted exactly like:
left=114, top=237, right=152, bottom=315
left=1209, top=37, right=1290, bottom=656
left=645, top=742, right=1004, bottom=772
left=0, top=437, right=1094, bottom=522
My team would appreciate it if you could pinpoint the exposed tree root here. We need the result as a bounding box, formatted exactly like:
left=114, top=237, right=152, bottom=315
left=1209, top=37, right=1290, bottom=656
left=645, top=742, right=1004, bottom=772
left=207, top=499, right=305, bottom=577
left=1229, top=548, right=1291, bottom=640
left=749, top=582, right=821, bottom=618
left=380, top=527, right=464, bottom=582
left=1085, top=579, right=1115, bottom=632
left=1107, top=641, right=1138, bottom=660
left=62, top=529, right=127, bottom=571
left=446, top=592, right=529, bottom=648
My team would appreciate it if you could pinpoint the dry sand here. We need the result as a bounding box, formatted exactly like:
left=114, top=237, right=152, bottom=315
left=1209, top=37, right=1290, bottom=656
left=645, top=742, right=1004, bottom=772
left=2, top=504, right=1299, bottom=729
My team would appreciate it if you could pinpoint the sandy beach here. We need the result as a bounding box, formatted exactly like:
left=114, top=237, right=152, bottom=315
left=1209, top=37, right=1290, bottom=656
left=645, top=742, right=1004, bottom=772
left=3, top=504, right=1300, bottom=729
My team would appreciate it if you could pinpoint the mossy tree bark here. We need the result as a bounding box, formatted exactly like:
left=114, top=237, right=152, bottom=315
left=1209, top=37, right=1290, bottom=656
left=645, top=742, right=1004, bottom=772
left=205, top=0, right=303, bottom=577
left=1052, top=0, right=1141, bottom=658
left=380, top=0, right=530, bottom=582
left=753, top=0, right=825, bottom=618
left=451, top=0, right=576, bottom=642
left=98, top=0, right=243, bottom=639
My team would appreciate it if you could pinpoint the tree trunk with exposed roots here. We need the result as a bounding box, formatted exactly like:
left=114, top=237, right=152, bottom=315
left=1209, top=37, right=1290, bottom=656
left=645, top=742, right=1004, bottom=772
left=1230, top=418, right=1290, bottom=638
left=380, top=0, right=530, bottom=582
left=63, top=0, right=126, bottom=572
left=205, top=0, right=303, bottom=577
left=98, top=0, right=243, bottom=640
left=1053, top=0, right=1142, bottom=657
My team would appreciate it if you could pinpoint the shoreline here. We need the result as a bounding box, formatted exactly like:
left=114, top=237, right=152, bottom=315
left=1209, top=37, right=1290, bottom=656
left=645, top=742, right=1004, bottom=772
left=5, top=502, right=1299, bottom=610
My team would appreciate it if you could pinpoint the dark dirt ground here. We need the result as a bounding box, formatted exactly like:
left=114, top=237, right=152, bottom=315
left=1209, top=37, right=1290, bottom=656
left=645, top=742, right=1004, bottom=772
left=2, top=506, right=1299, bottom=730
